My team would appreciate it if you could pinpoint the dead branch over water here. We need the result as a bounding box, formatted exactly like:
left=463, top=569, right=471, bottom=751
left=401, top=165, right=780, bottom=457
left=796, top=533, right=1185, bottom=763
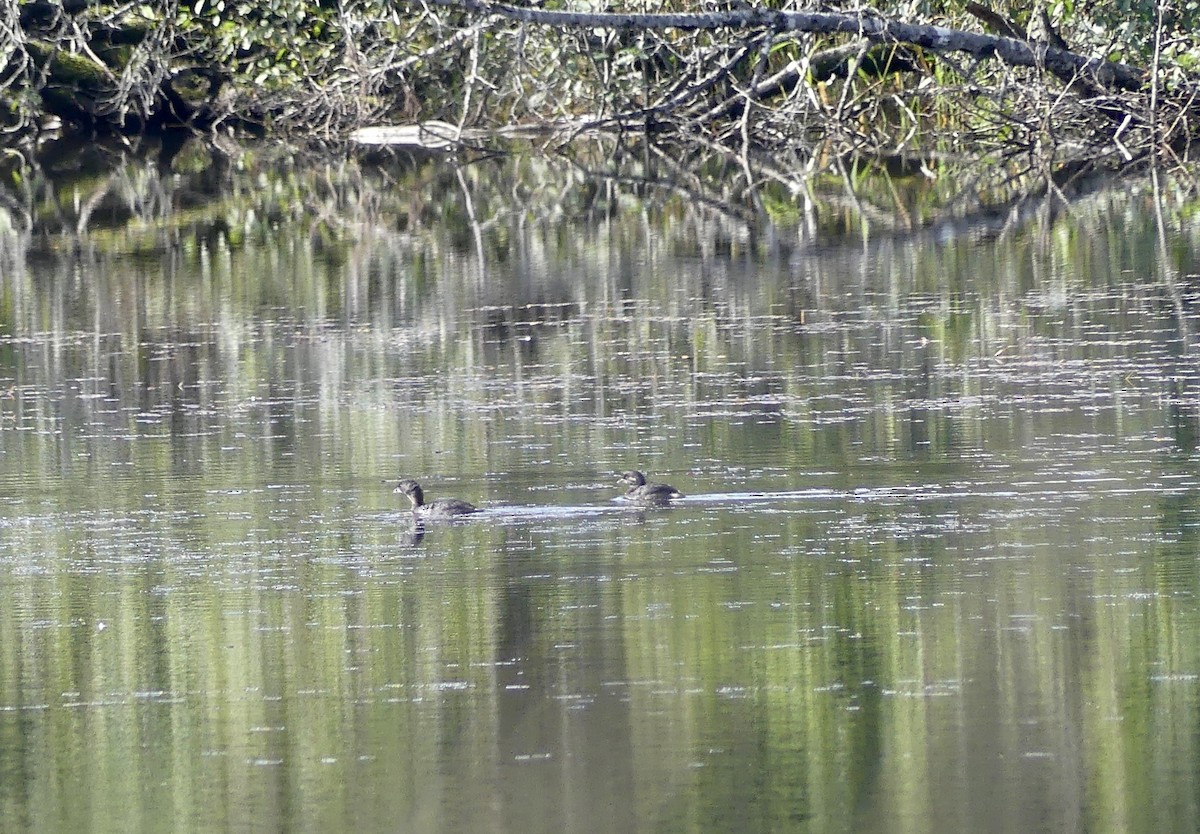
left=352, top=0, right=1196, bottom=199
left=420, top=0, right=1146, bottom=91
left=2, top=1, right=1199, bottom=225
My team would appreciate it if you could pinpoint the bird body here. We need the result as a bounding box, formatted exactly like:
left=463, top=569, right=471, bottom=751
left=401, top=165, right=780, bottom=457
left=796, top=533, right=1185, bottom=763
left=619, top=470, right=684, bottom=503
left=394, top=479, right=479, bottom=518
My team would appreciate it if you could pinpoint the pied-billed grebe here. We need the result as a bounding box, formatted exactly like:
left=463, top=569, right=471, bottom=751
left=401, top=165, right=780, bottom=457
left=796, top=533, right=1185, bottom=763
left=394, top=479, right=479, bottom=518
left=619, top=470, right=684, bottom=503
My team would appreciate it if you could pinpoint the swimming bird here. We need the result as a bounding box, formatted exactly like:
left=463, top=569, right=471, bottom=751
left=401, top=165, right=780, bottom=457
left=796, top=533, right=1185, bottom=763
left=618, top=470, right=684, bottom=503
left=394, top=479, right=479, bottom=518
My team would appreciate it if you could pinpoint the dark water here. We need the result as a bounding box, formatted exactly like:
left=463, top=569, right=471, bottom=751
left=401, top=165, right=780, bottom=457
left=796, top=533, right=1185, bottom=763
left=2, top=146, right=1200, bottom=833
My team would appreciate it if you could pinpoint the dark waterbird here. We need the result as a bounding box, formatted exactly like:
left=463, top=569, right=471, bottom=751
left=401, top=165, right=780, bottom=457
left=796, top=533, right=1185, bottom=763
left=394, top=479, right=479, bottom=518
left=618, top=470, right=684, bottom=504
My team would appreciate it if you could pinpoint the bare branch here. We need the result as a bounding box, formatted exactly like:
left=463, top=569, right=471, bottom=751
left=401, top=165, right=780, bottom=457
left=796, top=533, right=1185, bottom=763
left=414, top=0, right=1147, bottom=92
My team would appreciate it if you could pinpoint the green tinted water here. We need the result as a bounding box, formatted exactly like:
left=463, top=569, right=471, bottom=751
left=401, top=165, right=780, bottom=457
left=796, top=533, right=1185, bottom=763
left=1, top=148, right=1199, bottom=833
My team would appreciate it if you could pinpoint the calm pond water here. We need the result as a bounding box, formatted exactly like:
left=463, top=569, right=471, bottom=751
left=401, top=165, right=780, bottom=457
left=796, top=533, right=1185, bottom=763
left=2, top=142, right=1200, bottom=833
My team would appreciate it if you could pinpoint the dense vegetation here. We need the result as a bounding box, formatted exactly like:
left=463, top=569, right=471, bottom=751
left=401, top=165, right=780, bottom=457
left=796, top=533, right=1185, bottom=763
left=3, top=0, right=1200, bottom=210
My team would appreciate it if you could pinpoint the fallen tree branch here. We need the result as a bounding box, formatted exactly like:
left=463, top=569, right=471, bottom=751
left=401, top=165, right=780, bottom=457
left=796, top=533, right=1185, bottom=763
left=414, top=0, right=1147, bottom=93
left=699, top=40, right=921, bottom=124
left=605, top=38, right=763, bottom=131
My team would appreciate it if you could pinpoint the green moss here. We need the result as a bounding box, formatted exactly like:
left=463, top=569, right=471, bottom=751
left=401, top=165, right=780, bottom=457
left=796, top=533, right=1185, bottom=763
left=169, top=139, right=217, bottom=175
left=26, top=41, right=113, bottom=89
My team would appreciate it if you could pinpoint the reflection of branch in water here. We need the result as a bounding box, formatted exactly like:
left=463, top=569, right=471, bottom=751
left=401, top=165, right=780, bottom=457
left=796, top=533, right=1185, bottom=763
left=1152, top=167, right=1200, bottom=452
left=455, top=164, right=487, bottom=284
left=0, top=154, right=34, bottom=236
left=644, top=141, right=757, bottom=225
left=2, top=133, right=1187, bottom=303
left=1153, top=167, right=1192, bottom=352
left=563, top=146, right=758, bottom=236
left=564, top=132, right=1148, bottom=252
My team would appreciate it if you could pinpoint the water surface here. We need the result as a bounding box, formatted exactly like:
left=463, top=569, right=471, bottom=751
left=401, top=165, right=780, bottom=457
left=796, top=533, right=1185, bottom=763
left=2, top=146, right=1200, bottom=833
